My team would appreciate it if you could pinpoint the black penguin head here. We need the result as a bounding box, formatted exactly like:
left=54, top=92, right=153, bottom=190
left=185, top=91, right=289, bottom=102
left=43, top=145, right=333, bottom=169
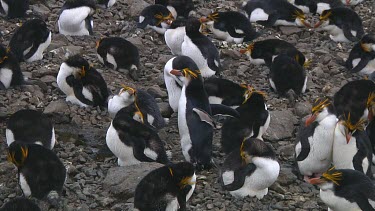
left=290, top=0, right=317, bottom=14
left=117, top=84, right=144, bottom=123
left=314, top=10, right=332, bottom=28
left=0, top=45, right=10, bottom=64
left=167, top=162, right=196, bottom=189
left=293, top=9, right=311, bottom=27
left=338, top=113, right=366, bottom=143
left=169, top=68, right=202, bottom=85
left=169, top=17, right=187, bottom=29
left=307, top=167, right=342, bottom=188
left=64, top=55, right=91, bottom=78
left=7, top=142, right=29, bottom=168
left=185, top=18, right=203, bottom=36
left=11, top=19, right=50, bottom=44
left=305, top=98, right=331, bottom=126
left=360, top=34, right=375, bottom=53
left=239, top=138, right=275, bottom=165
left=241, top=86, right=266, bottom=105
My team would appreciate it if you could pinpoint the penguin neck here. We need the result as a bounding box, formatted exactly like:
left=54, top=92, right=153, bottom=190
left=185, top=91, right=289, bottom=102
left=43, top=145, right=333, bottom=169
left=184, top=78, right=210, bottom=109
left=186, top=29, right=204, bottom=39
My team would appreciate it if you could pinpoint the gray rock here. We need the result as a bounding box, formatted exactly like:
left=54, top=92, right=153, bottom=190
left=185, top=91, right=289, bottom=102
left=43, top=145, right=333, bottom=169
left=264, top=110, right=298, bottom=141
left=278, top=166, right=298, bottom=185
left=128, top=0, right=150, bottom=17
left=158, top=102, right=173, bottom=117
left=50, top=45, right=84, bottom=59
left=279, top=26, right=302, bottom=35
left=221, top=49, right=241, bottom=59
left=147, top=86, right=168, bottom=98
left=44, top=100, right=69, bottom=114
left=40, top=75, right=56, bottom=83
left=294, top=102, right=312, bottom=117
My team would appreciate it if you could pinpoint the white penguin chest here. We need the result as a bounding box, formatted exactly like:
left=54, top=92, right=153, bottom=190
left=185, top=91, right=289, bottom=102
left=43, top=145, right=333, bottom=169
left=19, top=173, right=32, bottom=197
left=322, top=25, right=355, bottom=43
left=58, top=6, right=92, bottom=36
left=352, top=58, right=375, bottom=75
left=0, top=67, right=13, bottom=88
left=165, top=27, right=186, bottom=56
left=317, top=3, right=330, bottom=14
left=249, top=8, right=269, bottom=22
left=320, top=189, right=363, bottom=211
left=178, top=87, right=192, bottom=162
left=333, top=131, right=356, bottom=170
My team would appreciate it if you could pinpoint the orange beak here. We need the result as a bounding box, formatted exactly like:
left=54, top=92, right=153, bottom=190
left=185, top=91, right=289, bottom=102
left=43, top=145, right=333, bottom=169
left=307, top=177, right=323, bottom=185
left=346, top=132, right=352, bottom=144
left=166, top=19, right=173, bottom=25
left=199, top=17, right=208, bottom=23
left=239, top=49, right=248, bottom=54
left=346, top=0, right=350, bottom=5
left=314, top=21, right=323, bottom=28
left=170, top=69, right=183, bottom=76
left=301, top=20, right=311, bottom=28
left=305, top=114, right=317, bottom=127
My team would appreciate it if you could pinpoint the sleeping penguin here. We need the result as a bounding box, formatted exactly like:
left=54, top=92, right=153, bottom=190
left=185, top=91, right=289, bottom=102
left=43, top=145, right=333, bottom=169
left=106, top=105, right=169, bottom=166
left=0, top=197, right=41, bottom=211
left=138, top=4, right=174, bottom=35
left=96, top=37, right=140, bottom=80
left=165, top=17, right=187, bottom=56
left=221, top=138, right=279, bottom=199
left=9, top=18, right=51, bottom=62
left=199, top=11, right=259, bottom=44
left=0, top=44, right=23, bottom=89
left=269, top=53, right=307, bottom=96
left=58, top=0, right=96, bottom=36
left=6, top=109, right=56, bottom=150
left=7, top=142, right=66, bottom=206
left=107, top=84, right=166, bottom=129
left=134, top=162, right=196, bottom=211
left=97, top=0, right=116, bottom=8
left=345, top=34, right=375, bottom=75
left=0, top=0, right=29, bottom=18
left=181, top=18, right=221, bottom=78
left=57, top=55, right=109, bottom=107
left=295, top=98, right=337, bottom=179
left=314, top=7, right=364, bottom=42
left=154, top=0, right=194, bottom=18
left=242, top=0, right=311, bottom=27
left=307, top=168, right=375, bottom=211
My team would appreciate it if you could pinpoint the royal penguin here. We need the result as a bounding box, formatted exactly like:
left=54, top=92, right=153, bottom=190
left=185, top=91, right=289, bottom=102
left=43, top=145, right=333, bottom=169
left=307, top=168, right=375, bottom=211
left=58, top=0, right=96, bottom=36
left=7, top=142, right=66, bottom=206
left=165, top=17, right=187, bottom=56
left=295, top=98, right=337, bottom=179
left=314, top=7, right=364, bottom=43
left=57, top=55, right=109, bottom=107
left=8, top=18, right=51, bottom=62
left=287, top=0, right=317, bottom=14
left=106, top=106, right=169, bottom=166
left=181, top=18, right=221, bottom=78
left=154, top=0, right=194, bottom=18
left=221, top=88, right=270, bottom=154
left=221, top=138, right=279, bottom=199
left=0, top=197, right=41, bottom=211
left=341, top=0, right=364, bottom=6
left=107, top=85, right=166, bottom=129
left=0, top=44, right=23, bottom=89
left=345, top=34, right=375, bottom=75
left=366, top=119, right=375, bottom=164
left=6, top=109, right=56, bottom=150
left=199, top=11, right=259, bottom=44
left=138, top=4, right=174, bottom=35
left=314, top=0, right=345, bottom=14
left=242, top=0, right=311, bottom=27
left=0, top=0, right=29, bottom=18
left=134, top=162, right=196, bottom=211
left=97, top=0, right=116, bottom=8
left=96, top=37, right=140, bottom=80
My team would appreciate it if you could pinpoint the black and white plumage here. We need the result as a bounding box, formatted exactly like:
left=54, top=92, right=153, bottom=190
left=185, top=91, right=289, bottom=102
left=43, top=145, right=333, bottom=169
left=58, top=0, right=96, bottom=36
left=315, top=0, right=344, bottom=14
left=200, top=11, right=259, bottom=44
left=138, top=4, right=174, bottom=35
left=181, top=18, right=221, bottom=78
left=165, top=17, right=187, bottom=56
left=366, top=119, right=375, bottom=164
left=6, top=109, right=56, bottom=150
left=134, top=162, right=196, bottom=211
left=314, top=7, right=364, bottom=43
left=97, top=0, right=116, bottom=8
left=96, top=37, right=140, bottom=80
left=8, top=18, right=51, bottom=62
left=341, top=0, right=364, bottom=6
left=0, top=44, right=23, bottom=89
left=345, top=34, right=375, bottom=75
left=221, top=138, right=279, bottom=199
left=287, top=0, right=317, bottom=14
left=57, top=55, right=109, bottom=107
left=154, top=0, right=194, bottom=18
left=0, top=0, right=29, bottom=18
left=0, top=197, right=41, bottom=211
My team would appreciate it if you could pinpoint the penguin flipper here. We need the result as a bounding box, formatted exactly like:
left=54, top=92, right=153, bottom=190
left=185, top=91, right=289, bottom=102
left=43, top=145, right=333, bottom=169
left=0, top=81, right=6, bottom=90
left=351, top=192, right=375, bottom=211
left=295, top=122, right=318, bottom=162
left=343, top=25, right=359, bottom=42
left=192, top=108, right=215, bottom=128
left=210, top=104, right=240, bottom=118
left=226, top=25, right=245, bottom=39
left=256, top=13, right=278, bottom=27
left=23, top=44, right=39, bottom=61
left=177, top=186, right=191, bottom=211
left=66, top=76, right=95, bottom=106
left=137, top=18, right=149, bottom=29
left=350, top=57, right=370, bottom=73
left=223, top=164, right=256, bottom=191
left=85, top=16, right=94, bottom=35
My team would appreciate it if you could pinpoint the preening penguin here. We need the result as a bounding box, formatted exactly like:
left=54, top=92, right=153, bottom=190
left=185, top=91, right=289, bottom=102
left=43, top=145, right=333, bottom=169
left=58, top=0, right=96, bottom=36
left=96, top=37, right=140, bottom=80
left=6, top=109, right=56, bottom=150
left=314, top=7, right=364, bottom=43
left=181, top=18, right=221, bottom=78
left=0, top=197, right=41, bottom=211
left=8, top=19, right=51, bottom=62
left=221, top=138, right=279, bottom=199
left=57, top=55, right=109, bottom=107
left=242, top=0, right=311, bottom=27
left=165, top=17, right=187, bottom=56
left=134, top=162, right=196, bottom=211
left=138, top=4, right=174, bottom=35
left=0, top=44, right=23, bottom=89
left=0, top=0, right=29, bottom=18
left=307, top=168, right=375, bottom=211
left=199, top=11, right=259, bottom=44
left=154, top=0, right=194, bottom=18
left=97, top=0, right=116, bottom=8
left=106, top=106, right=170, bottom=166
left=345, top=34, right=375, bottom=75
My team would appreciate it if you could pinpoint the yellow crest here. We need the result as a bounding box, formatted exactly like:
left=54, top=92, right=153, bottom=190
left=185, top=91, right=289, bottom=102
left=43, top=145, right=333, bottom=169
left=322, top=167, right=342, bottom=186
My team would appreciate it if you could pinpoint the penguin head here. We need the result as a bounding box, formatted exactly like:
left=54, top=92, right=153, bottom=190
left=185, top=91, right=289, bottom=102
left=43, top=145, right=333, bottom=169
left=239, top=43, right=255, bottom=57
left=95, top=37, right=104, bottom=49
left=305, top=98, right=331, bottom=126
left=0, top=45, right=10, bottom=64
left=239, top=138, right=275, bottom=165
left=154, top=11, right=174, bottom=26
left=118, top=85, right=144, bottom=123
left=314, top=10, right=332, bottom=28
left=360, top=34, right=375, bottom=53
left=7, top=142, right=29, bottom=168
left=199, top=11, right=219, bottom=24
left=169, top=68, right=202, bottom=85
left=366, top=92, right=375, bottom=121
left=185, top=18, right=204, bottom=36
left=169, top=17, right=187, bottom=29
left=241, top=85, right=266, bottom=105
left=62, top=55, right=91, bottom=79
left=293, top=9, right=311, bottom=27
left=290, top=0, right=317, bottom=14
left=168, top=162, right=196, bottom=189
left=338, top=113, right=366, bottom=143
left=307, top=167, right=342, bottom=189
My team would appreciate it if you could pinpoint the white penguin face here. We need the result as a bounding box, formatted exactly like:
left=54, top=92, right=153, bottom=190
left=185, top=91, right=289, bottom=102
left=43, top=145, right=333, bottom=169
left=315, top=107, right=330, bottom=122
left=118, top=89, right=136, bottom=106
left=59, top=63, right=82, bottom=78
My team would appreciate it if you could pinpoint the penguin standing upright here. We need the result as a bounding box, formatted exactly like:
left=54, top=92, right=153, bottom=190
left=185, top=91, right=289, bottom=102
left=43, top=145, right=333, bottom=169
left=58, top=0, right=96, bottom=36
left=165, top=17, right=187, bottom=56
left=6, top=109, right=56, bottom=150
left=0, top=0, right=29, bottom=18
left=221, top=138, right=279, bottom=199
left=0, top=197, right=41, bottom=211
left=181, top=18, right=221, bottom=78
left=345, top=34, right=375, bottom=75
left=138, top=4, right=174, bottom=34
left=314, top=7, right=364, bottom=42
left=9, top=19, right=51, bottom=62
left=96, top=37, right=140, bottom=80
left=199, top=11, right=259, bottom=44
left=57, top=55, right=109, bottom=107
left=0, top=44, right=23, bottom=89
left=134, top=162, right=196, bottom=211
left=154, top=0, right=194, bottom=18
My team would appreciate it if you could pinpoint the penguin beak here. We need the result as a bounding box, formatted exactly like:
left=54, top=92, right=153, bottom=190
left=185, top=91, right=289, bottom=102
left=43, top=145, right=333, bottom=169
left=170, top=69, right=183, bottom=76
left=96, top=40, right=100, bottom=49
left=300, top=18, right=311, bottom=28
left=166, top=19, right=173, bottom=25
left=199, top=17, right=208, bottom=23
left=305, top=114, right=317, bottom=127
left=346, top=132, right=352, bottom=144
left=239, top=49, right=248, bottom=54
left=314, top=21, right=323, bottom=28
left=307, top=177, right=324, bottom=185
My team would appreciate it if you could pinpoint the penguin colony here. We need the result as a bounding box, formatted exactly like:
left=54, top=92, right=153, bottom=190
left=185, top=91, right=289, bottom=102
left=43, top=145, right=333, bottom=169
left=0, top=0, right=375, bottom=210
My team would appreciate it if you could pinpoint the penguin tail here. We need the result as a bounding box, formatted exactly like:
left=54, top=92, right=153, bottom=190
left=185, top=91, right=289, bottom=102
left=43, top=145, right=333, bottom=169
left=46, top=190, right=61, bottom=207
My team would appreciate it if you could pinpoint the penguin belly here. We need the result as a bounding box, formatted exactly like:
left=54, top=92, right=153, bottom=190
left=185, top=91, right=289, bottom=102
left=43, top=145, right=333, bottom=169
left=320, top=188, right=367, bottom=211
left=165, top=27, right=185, bottom=55
left=333, top=129, right=357, bottom=170
left=178, top=89, right=192, bottom=162
left=248, top=55, right=266, bottom=65
left=19, top=173, right=32, bottom=197
left=208, top=96, right=223, bottom=104
left=257, top=111, right=271, bottom=138
left=322, top=25, right=354, bottom=43
left=352, top=58, right=375, bottom=75
left=58, top=7, right=92, bottom=36
left=164, top=58, right=182, bottom=112
left=0, top=67, right=13, bottom=88
left=107, top=0, right=116, bottom=7
left=249, top=8, right=269, bottom=22
left=25, top=32, right=51, bottom=62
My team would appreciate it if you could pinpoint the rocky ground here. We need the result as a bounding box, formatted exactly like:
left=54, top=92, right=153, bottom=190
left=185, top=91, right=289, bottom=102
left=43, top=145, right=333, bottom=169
left=1, top=0, right=375, bottom=210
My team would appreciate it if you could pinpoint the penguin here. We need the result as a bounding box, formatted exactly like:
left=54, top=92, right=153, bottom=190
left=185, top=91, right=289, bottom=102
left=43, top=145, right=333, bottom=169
left=97, top=0, right=116, bottom=8
left=8, top=18, right=51, bottom=62
left=0, top=44, right=23, bottom=89
left=0, top=197, right=41, bottom=211
left=287, top=0, right=317, bottom=14
left=314, top=7, right=364, bottom=43
left=269, top=53, right=307, bottom=96
left=221, top=88, right=270, bottom=154
left=307, top=168, right=375, bottom=211
left=138, top=4, right=174, bottom=35
left=366, top=119, right=375, bottom=164
left=134, top=162, right=196, bottom=211
left=106, top=106, right=170, bottom=166
left=181, top=18, right=221, bottom=78
left=314, top=0, right=345, bottom=15
left=7, top=142, right=66, bottom=206
left=96, top=37, right=140, bottom=80
left=0, top=0, right=29, bottom=18
left=199, top=11, right=259, bottom=44
left=154, top=0, right=194, bottom=18
left=57, top=55, right=109, bottom=107
left=221, top=138, right=279, bottom=199
left=6, top=109, right=56, bottom=150
left=165, top=17, right=187, bottom=56
left=341, top=0, right=364, bottom=6
left=107, top=84, right=166, bottom=129
left=58, top=0, right=96, bottom=36
left=295, top=98, right=337, bottom=179
left=345, top=34, right=375, bottom=75
left=242, top=0, right=311, bottom=27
